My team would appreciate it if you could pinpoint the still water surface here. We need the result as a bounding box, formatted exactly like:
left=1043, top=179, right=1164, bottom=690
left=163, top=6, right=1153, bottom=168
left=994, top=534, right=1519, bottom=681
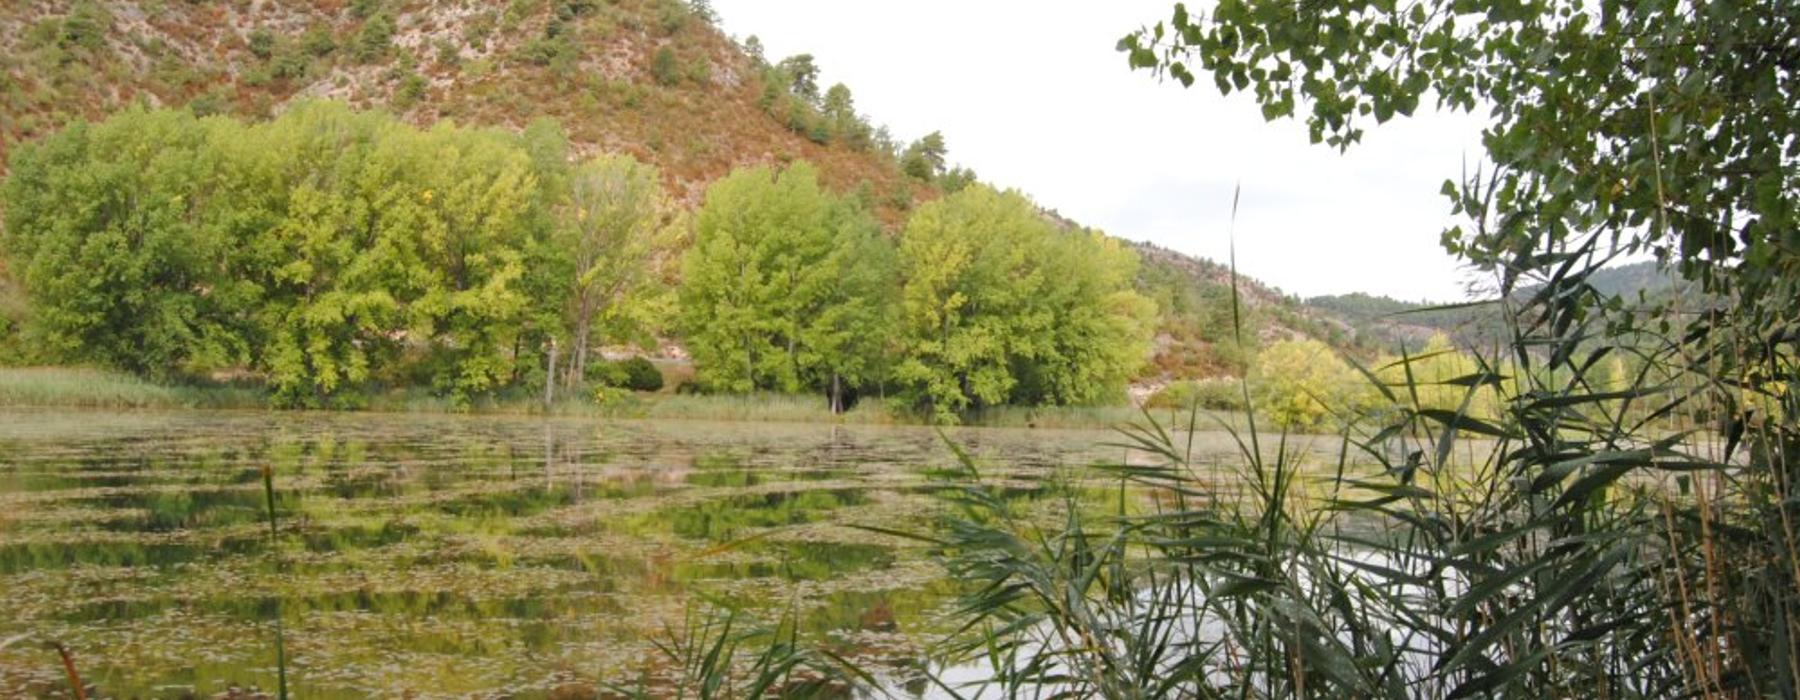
left=0, top=409, right=1133, bottom=699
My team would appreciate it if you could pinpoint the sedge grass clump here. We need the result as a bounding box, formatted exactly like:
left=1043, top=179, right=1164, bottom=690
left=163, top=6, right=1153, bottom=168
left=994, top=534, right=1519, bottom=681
left=0, top=367, right=183, bottom=408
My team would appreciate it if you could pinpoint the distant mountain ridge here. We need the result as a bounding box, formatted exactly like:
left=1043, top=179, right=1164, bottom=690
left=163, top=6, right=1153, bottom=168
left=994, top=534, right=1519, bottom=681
left=1305, top=260, right=1686, bottom=352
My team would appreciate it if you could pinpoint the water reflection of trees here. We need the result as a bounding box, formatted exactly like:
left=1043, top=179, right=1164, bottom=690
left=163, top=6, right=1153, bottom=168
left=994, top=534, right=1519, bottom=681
left=0, top=411, right=1125, bottom=698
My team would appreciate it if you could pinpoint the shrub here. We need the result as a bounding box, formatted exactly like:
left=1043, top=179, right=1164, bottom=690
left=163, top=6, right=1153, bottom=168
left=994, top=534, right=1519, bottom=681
left=352, top=13, right=394, bottom=63
left=585, top=357, right=662, bottom=392
left=617, top=356, right=664, bottom=392
left=349, top=0, right=384, bottom=19
left=556, top=0, right=600, bottom=20
left=394, top=73, right=428, bottom=107
left=1146, top=377, right=1245, bottom=412
left=58, top=3, right=109, bottom=52
left=585, top=358, right=627, bottom=386
left=651, top=45, right=681, bottom=86
left=435, top=39, right=461, bottom=69
left=247, top=29, right=276, bottom=59
left=186, top=90, right=230, bottom=117
left=300, top=26, right=337, bottom=57
left=521, top=35, right=577, bottom=69
left=657, top=0, right=691, bottom=34
left=463, top=12, right=497, bottom=44
left=269, top=45, right=313, bottom=80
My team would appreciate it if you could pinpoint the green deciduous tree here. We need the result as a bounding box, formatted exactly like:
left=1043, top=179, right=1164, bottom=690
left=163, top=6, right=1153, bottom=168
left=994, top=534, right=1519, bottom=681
left=892, top=186, right=1154, bottom=422
left=800, top=204, right=894, bottom=413
left=1249, top=338, right=1361, bottom=430
left=251, top=104, right=543, bottom=405
left=2, top=102, right=555, bottom=407
left=1017, top=228, right=1158, bottom=406
left=678, top=163, right=895, bottom=408
left=0, top=107, right=259, bottom=378
left=1120, top=0, right=1798, bottom=331
left=557, top=153, right=686, bottom=388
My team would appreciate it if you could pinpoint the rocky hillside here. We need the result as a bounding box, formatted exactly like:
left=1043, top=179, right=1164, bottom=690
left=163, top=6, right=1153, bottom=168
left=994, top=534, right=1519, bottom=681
left=0, top=0, right=1412, bottom=379
left=1132, top=242, right=1383, bottom=381
left=0, top=0, right=914, bottom=207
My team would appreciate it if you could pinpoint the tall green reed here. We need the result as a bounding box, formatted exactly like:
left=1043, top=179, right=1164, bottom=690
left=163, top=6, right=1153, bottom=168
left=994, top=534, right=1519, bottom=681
left=899, top=235, right=1795, bottom=699
left=611, top=603, right=868, bottom=700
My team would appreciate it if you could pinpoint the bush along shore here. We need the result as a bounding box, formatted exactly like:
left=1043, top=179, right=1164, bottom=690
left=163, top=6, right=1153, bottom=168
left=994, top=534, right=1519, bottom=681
left=0, top=366, right=1246, bottom=431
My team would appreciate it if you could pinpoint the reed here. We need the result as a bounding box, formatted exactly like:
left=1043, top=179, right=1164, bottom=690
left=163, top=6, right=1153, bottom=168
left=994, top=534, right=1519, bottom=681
left=610, top=605, right=859, bottom=700
left=0, top=367, right=182, bottom=407
left=881, top=243, right=1797, bottom=699
left=0, top=367, right=265, bottom=409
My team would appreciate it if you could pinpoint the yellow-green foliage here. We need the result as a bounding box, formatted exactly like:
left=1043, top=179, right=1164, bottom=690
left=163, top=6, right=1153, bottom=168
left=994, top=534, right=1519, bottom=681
left=553, top=143, right=687, bottom=386
left=893, top=186, right=1155, bottom=422
left=1146, top=377, right=1246, bottom=412
left=0, top=102, right=554, bottom=407
left=678, top=162, right=892, bottom=398
left=1249, top=338, right=1368, bottom=430
left=1374, top=333, right=1504, bottom=419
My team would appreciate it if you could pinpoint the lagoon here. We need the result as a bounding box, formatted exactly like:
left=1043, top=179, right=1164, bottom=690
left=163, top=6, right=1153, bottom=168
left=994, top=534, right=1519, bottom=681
left=0, top=409, right=1160, bottom=699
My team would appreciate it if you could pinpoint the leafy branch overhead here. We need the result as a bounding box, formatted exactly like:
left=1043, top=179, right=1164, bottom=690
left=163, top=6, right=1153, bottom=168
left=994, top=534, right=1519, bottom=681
left=1109, top=1, right=1800, bottom=697
left=1121, top=0, right=1798, bottom=322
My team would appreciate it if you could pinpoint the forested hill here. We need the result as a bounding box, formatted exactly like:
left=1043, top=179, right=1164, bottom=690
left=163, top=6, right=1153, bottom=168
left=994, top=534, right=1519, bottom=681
left=1304, top=292, right=1503, bottom=351
left=0, top=0, right=933, bottom=368
left=0, top=0, right=917, bottom=208
left=1132, top=242, right=1384, bottom=380
left=0, top=0, right=1409, bottom=400
left=1304, top=260, right=1689, bottom=352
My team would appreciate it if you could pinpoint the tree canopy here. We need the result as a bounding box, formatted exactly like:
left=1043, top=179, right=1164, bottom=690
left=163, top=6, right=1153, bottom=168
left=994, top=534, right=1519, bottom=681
left=3, top=104, right=1159, bottom=418
left=677, top=163, right=891, bottom=403
left=1120, top=0, right=1798, bottom=323
left=554, top=149, right=685, bottom=388
left=892, top=185, right=1154, bottom=421
left=4, top=103, right=690, bottom=407
left=0, top=103, right=552, bottom=406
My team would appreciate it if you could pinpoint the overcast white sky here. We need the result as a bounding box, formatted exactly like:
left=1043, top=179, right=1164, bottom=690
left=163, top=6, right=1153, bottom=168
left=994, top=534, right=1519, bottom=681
left=707, top=0, right=1494, bottom=302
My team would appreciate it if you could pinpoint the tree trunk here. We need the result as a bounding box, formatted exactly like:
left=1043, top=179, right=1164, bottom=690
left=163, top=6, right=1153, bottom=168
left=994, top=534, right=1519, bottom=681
left=830, top=372, right=842, bottom=414
left=544, top=340, right=557, bottom=409
left=744, top=335, right=756, bottom=390
left=511, top=335, right=524, bottom=384
left=787, top=334, right=799, bottom=392
left=572, top=319, right=592, bottom=390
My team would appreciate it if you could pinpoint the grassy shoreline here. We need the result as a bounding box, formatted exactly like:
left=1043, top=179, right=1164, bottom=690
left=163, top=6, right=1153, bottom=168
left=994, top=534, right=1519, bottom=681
left=0, top=366, right=1238, bottom=431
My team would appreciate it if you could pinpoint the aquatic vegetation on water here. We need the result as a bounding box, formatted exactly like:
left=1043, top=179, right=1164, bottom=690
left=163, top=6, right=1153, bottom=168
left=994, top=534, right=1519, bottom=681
left=0, top=410, right=1154, bottom=699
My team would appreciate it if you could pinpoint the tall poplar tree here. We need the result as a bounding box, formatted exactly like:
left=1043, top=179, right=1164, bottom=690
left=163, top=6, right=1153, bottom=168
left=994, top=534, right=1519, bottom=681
left=678, top=162, right=893, bottom=408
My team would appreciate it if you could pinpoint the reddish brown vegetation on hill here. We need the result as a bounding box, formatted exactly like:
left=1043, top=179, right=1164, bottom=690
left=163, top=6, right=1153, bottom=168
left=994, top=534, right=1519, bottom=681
left=0, top=0, right=915, bottom=213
